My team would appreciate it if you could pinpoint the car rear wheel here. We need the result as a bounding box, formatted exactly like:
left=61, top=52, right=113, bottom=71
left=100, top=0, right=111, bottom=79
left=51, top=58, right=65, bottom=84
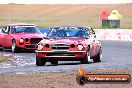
left=12, top=40, right=19, bottom=53
left=36, top=56, right=46, bottom=66
left=50, top=61, right=58, bottom=65
left=93, top=49, right=102, bottom=62
left=81, top=48, right=90, bottom=64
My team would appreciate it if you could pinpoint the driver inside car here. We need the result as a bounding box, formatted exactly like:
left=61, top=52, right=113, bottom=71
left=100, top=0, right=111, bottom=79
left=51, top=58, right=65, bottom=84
left=75, top=30, right=88, bottom=38
left=24, top=27, right=34, bottom=33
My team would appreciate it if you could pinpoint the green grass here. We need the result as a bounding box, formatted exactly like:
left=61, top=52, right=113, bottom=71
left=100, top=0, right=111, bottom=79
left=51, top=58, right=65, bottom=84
left=79, top=17, right=99, bottom=21
left=0, top=18, right=5, bottom=21
left=0, top=26, right=5, bottom=28
left=39, top=25, right=51, bottom=28
left=0, top=25, right=131, bottom=29
left=40, top=19, right=63, bottom=22
left=0, top=18, right=131, bottom=29
left=80, top=19, right=97, bottom=22
left=10, top=18, right=38, bottom=22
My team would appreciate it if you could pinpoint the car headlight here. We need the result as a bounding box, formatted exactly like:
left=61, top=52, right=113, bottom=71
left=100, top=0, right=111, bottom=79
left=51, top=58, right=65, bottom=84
left=37, top=44, right=43, bottom=50
left=78, top=44, right=83, bottom=51
left=20, top=38, right=24, bottom=43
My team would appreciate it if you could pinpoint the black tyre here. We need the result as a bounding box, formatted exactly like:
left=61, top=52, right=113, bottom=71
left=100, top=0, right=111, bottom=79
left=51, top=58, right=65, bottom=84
left=12, top=40, right=19, bottom=53
left=76, top=76, right=86, bottom=86
left=36, top=56, right=46, bottom=66
left=0, top=47, right=3, bottom=51
left=50, top=61, right=58, bottom=65
left=93, top=49, right=102, bottom=62
left=81, top=48, right=90, bottom=64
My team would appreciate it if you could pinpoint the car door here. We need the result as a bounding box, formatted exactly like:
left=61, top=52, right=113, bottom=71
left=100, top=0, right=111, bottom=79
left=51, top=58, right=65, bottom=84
left=88, top=29, right=97, bottom=56
left=0, top=29, right=5, bottom=47
left=3, top=26, right=12, bottom=48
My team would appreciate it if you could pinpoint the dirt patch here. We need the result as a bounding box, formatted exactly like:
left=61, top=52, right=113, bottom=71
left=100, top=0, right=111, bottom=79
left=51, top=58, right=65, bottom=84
left=0, top=4, right=132, bottom=28
left=0, top=55, right=8, bottom=62
left=0, top=68, right=131, bottom=88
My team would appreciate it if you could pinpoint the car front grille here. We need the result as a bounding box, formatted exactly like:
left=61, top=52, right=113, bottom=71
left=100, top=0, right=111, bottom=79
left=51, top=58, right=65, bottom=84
left=30, top=38, right=42, bottom=44
left=46, top=53, right=75, bottom=56
left=25, top=45, right=36, bottom=49
left=51, top=44, right=69, bottom=50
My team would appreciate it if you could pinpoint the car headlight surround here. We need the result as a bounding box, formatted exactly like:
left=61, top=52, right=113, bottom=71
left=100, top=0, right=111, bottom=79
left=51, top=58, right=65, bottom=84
left=20, top=38, right=24, bottom=43
left=37, top=44, right=43, bottom=50
left=77, top=44, right=83, bottom=51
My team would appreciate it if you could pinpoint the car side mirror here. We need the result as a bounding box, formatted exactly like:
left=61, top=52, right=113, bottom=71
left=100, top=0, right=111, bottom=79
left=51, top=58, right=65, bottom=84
left=93, top=31, right=95, bottom=35
left=1, top=28, right=5, bottom=33
left=94, top=35, right=96, bottom=38
left=43, top=32, right=47, bottom=38
left=90, top=28, right=95, bottom=34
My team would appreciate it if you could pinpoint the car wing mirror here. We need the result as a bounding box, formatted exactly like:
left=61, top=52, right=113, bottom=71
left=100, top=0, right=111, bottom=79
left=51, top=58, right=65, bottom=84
left=43, top=32, right=47, bottom=38
left=1, top=28, right=5, bottom=33
left=94, top=35, right=96, bottom=38
left=93, top=31, right=95, bottom=35
left=90, top=28, right=95, bottom=34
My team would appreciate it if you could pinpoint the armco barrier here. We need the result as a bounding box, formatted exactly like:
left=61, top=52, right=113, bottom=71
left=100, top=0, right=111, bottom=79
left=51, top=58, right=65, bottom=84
left=94, top=29, right=132, bottom=41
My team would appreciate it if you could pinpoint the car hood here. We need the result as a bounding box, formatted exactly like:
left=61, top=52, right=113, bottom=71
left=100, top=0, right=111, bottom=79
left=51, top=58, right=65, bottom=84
left=12, top=33, right=44, bottom=38
left=40, top=37, right=88, bottom=45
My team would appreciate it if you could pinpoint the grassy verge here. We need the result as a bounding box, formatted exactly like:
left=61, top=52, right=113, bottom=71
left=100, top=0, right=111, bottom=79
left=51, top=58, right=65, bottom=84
left=38, top=25, right=52, bottom=28
left=0, top=55, right=8, bottom=62
left=0, top=25, right=132, bottom=29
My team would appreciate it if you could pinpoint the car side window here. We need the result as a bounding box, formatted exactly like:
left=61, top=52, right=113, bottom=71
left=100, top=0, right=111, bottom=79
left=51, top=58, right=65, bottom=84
left=4, top=26, right=10, bottom=34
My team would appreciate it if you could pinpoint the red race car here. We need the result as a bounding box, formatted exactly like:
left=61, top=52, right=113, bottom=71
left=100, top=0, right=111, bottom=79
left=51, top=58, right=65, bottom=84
left=0, top=23, right=44, bottom=53
left=0, top=28, right=4, bottom=50
left=35, top=26, right=102, bottom=66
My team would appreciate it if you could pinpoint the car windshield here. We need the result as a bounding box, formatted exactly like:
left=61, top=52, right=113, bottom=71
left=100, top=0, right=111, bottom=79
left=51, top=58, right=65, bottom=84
left=11, top=25, right=41, bottom=33
left=47, top=27, right=89, bottom=38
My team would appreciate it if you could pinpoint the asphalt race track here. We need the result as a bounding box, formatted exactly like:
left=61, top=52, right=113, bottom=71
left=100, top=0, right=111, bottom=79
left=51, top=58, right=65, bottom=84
left=0, top=40, right=132, bottom=74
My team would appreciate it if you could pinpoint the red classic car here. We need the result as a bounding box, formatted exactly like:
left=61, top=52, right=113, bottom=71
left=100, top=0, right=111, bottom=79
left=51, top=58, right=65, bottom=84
left=0, top=29, right=4, bottom=50
left=0, top=23, right=44, bottom=52
left=35, top=26, right=102, bottom=66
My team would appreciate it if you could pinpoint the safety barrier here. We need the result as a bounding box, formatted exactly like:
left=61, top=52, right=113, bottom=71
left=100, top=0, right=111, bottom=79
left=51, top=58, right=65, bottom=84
left=95, top=29, right=132, bottom=41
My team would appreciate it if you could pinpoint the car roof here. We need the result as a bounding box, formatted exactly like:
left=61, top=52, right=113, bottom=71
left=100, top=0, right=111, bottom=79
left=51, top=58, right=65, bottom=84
left=52, top=26, right=92, bottom=29
left=7, top=23, right=35, bottom=26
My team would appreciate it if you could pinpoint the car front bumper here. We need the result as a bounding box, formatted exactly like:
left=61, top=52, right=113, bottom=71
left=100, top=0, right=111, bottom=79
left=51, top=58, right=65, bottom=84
left=36, top=50, right=86, bottom=58
left=36, top=50, right=86, bottom=53
left=18, top=44, right=38, bottom=50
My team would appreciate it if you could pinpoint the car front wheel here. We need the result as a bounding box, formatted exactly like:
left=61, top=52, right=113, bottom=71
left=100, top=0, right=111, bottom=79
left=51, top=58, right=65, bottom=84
left=93, top=49, right=102, bottom=62
left=36, top=56, right=46, bottom=66
left=81, top=49, right=90, bottom=64
left=12, top=40, right=19, bottom=53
